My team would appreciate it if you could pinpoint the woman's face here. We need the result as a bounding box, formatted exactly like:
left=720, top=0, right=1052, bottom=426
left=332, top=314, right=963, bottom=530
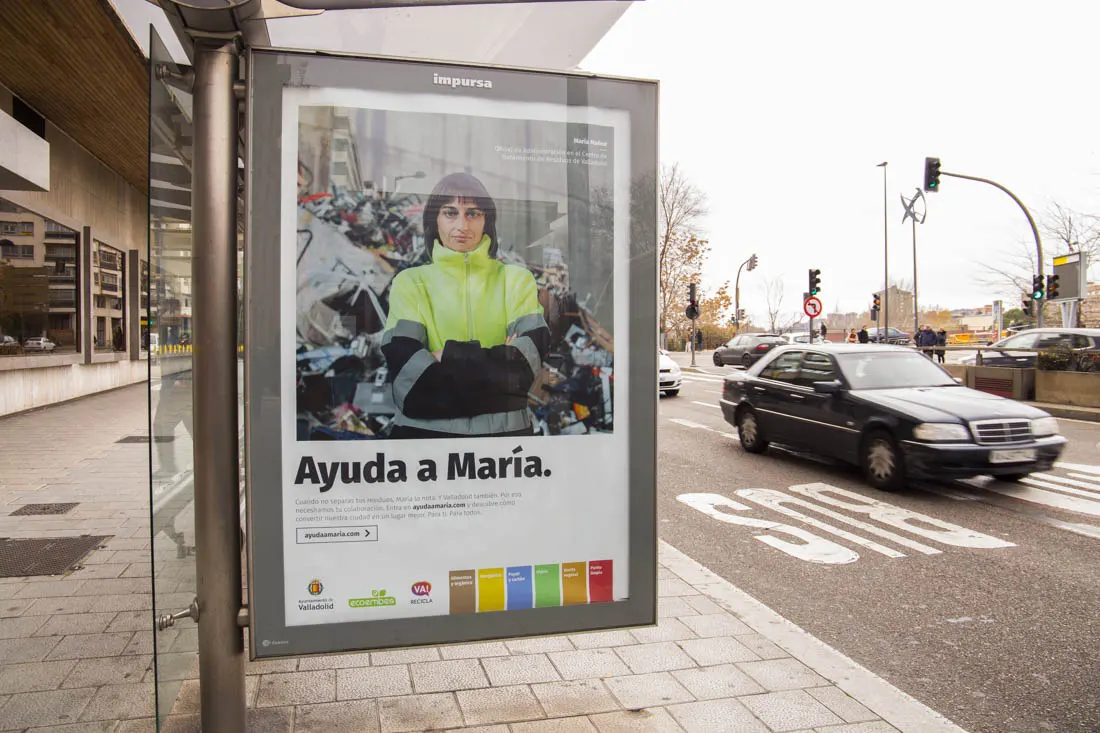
left=436, top=197, right=486, bottom=252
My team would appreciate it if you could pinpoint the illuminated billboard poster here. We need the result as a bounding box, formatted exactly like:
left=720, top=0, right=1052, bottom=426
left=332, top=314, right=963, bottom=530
left=246, top=50, right=658, bottom=657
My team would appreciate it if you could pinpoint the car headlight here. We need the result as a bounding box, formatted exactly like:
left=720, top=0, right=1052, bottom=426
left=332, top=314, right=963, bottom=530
left=1032, top=416, right=1059, bottom=437
left=670, top=364, right=681, bottom=375
left=912, top=423, right=971, bottom=442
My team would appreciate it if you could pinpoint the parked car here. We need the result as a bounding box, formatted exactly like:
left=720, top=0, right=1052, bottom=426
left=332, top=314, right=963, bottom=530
left=865, top=326, right=913, bottom=346
left=22, top=337, right=56, bottom=353
left=658, top=349, right=681, bottom=397
left=719, top=344, right=1066, bottom=490
left=961, top=328, right=1100, bottom=371
left=780, top=333, right=825, bottom=345
left=0, top=335, right=15, bottom=345
left=713, top=333, right=785, bottom=368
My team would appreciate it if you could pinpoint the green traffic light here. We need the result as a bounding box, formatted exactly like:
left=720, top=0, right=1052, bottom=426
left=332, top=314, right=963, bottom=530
left=1031, top=292, right=1043, bottom=300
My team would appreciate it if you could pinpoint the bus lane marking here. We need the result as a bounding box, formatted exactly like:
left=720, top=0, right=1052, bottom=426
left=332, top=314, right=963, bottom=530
left=787, top=483, right=1015, bottom=549
left=736, top=488, right=940, bottom=555
left=678, top=483, right=1014, bottom=565
left=677, top=492, right=859, bottom=565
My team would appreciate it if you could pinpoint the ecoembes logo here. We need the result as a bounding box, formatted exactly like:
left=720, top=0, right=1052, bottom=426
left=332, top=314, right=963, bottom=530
left=433, top=73, right=493, bottom=90
left=410, top=581, right=433, bottom=605
left=349, top=589, right=396, bottom=608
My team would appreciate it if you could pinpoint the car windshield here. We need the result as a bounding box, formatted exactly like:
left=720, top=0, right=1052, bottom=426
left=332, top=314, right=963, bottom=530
left=836, top=352, right=957, bottom=389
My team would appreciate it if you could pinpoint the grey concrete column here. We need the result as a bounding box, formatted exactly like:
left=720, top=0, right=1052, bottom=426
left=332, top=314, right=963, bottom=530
left=191, top=36, right=246, bottom=732
left=127, top=249, right=140, bottom=359
left=80, top=227, right=93, bottom=363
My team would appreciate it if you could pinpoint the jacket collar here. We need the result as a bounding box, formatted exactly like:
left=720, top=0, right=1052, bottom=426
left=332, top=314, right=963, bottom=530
left=432, top=235, right=494, bottom=271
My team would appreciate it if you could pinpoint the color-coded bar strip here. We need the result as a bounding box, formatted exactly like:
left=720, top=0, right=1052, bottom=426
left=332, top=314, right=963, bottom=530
left=562, top=561, right=588, bottom=605
left=588, top=559, right=613, bottom=603
left=449, top=570, right=476, bottom=615
left=534, top=564, right=561, bottom=607
left=506, top=565, right=533, bottom=610
left=477, top=568, right=506, bottom=612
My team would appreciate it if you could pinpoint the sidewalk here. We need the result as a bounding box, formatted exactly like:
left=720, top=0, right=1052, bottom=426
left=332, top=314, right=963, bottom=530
left=0, top=385, right=964, bottom=732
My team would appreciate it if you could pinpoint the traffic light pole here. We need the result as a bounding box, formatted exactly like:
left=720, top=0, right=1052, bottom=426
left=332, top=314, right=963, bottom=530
left=690, top=319, right=697, bottom=367
left=941, top=171, right=1045, bottom=327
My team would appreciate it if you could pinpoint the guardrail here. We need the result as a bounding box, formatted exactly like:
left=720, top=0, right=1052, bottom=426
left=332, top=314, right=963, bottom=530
left=908, top=344, right=1100, bottom=372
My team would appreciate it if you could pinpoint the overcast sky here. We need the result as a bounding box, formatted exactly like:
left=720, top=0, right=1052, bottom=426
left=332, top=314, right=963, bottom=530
left=581, top=0, right=1099, bottom=322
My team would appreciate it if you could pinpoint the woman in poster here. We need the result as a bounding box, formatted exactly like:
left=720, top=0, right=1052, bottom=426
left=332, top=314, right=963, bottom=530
left=381, top=172, right=550, bottom=438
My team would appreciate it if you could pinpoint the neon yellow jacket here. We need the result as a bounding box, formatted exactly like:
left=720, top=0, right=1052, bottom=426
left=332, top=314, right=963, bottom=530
left=381, top=236, right=549, bottom=436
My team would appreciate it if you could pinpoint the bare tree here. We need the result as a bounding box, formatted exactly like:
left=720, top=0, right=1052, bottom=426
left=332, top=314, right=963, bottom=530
left=657, top=164, right=709, bottom=341
left=1043, top=202, right=1100, bottom=261
left=977, top=201, right=1098, bottom=303
left=761, top=274, right=787, bottom=330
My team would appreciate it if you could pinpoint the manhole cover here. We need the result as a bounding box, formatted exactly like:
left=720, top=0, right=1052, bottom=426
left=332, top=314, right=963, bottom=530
left=116, top=435, right=175, bottom=444
left=0, top=535, right=111, bottom=577
left=10, top=503, right=79, bottom=516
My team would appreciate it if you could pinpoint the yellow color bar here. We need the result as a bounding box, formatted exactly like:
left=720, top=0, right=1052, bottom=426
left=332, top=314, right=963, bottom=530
left=477, top=568, right=505, bottom=612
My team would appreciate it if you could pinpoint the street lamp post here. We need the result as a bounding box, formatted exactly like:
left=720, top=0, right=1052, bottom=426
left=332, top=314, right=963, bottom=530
left=734, top=253, right=758, bottom=333
left=901, top=188, right=926, bottom=339
left=394, top=170, right=426, bottom=193
left=876, top=162, right=889, bottom=334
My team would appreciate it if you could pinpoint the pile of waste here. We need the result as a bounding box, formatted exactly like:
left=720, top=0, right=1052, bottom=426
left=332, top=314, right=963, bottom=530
left=295, top=186, right=614, bottom=440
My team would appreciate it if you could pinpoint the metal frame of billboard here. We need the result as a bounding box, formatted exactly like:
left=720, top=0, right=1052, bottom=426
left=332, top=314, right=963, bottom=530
left=1051, top=251, right=1087, bottom=302
left=244, top=48, right=658, bottom=658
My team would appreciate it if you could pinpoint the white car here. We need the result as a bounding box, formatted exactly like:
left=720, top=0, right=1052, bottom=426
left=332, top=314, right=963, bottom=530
left=23, top=337, right=56, bottom=353
left=781, top=332, right=825, bottom=345
left=659, top=350, right=681, bottom=397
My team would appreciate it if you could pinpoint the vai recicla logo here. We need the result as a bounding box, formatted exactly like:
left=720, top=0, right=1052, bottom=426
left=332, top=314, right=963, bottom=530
left=410, top=581, right=433, bottom=605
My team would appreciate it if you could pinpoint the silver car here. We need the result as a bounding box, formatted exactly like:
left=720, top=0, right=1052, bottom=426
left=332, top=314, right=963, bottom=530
left=23, top=337, right=56, bottom=353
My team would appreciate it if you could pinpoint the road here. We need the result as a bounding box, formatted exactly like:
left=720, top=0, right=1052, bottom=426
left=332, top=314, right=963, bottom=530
left=659, top=353, right=1100, bottom=733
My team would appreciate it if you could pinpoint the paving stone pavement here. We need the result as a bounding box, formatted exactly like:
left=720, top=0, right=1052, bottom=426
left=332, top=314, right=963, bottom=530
left=0, top=385, right=966, bottom=732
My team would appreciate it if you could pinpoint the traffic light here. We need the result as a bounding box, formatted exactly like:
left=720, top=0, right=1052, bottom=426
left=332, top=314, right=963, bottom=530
left=1031, top=274, right=1044, bottom=300
left=747, top=254, right=759, bottom=271
left=923, top=157, right=942, bottom=192
left=737, top=308, right=746, bottom=321
left=808, top=269, right=822, bottom=296
left=1021, top=298, right=1033, bottom=318
left=1046, top=273, right=1060, bottom=300
left=872, top=293, right=881, bottom=310
left=685, top=282, right=699, bottom=320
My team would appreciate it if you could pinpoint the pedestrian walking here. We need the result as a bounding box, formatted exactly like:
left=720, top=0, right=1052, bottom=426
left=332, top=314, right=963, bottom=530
left=858, top=325, right=869, bottom=344
left=820, top=323, right=828, bottom=341
left=846, top=328, right=858, bottom=343
left=935, top=327, right=947, bottom=364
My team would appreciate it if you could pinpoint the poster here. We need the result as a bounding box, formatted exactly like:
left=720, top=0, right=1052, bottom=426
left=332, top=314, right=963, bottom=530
left=248, top=51, right=657, bottom=656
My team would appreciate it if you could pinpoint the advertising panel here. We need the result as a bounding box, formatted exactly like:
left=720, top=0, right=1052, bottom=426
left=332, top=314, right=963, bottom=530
left=246, top=50, right=658, bottom=657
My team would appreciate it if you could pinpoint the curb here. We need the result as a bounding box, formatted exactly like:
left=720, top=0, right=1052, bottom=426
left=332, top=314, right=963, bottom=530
left=1028, top=403, right=1100, bottom=423
left=659, top=541, right=969, bottom=733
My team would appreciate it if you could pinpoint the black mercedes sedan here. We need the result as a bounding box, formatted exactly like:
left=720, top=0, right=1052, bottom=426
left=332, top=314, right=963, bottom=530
left=720, top=344, right=1067, bottom=491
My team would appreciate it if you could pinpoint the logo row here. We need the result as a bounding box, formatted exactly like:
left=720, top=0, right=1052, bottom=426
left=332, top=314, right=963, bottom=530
left=304, top=579, right=433, bottom=610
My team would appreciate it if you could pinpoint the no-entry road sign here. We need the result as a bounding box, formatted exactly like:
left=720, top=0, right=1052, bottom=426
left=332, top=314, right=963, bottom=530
left=804, top=296, right=823, bottom=318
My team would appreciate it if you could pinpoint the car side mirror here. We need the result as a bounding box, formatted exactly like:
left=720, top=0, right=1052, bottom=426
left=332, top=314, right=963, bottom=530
left=954, top=377, right=963, bottom=385
left=813, top=379, right=844, bottom=394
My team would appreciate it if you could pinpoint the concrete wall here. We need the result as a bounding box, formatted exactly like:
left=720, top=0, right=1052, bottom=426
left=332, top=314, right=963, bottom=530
left=0, top=358, right=147, bottom=416
left=1035, top=370, right=1100, bottom=408
left=0, top=80, right=149, bottom=412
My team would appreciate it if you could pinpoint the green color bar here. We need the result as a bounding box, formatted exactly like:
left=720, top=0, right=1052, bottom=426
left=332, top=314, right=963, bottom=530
left=534, top=564, right=561, bottom=608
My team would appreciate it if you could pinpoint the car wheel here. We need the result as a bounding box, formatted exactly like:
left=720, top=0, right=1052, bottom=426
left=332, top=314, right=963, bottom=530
left=713, top=352, right=723, bottom=366
left=999, top=473, right=1029, bottom=482
left=663, top=389, right=679, bottom=397
left=740, top=353, right=752, bottom=368
left=862, top=430, right=904, bottom=491
left=736, top=407, right=768, bottom=454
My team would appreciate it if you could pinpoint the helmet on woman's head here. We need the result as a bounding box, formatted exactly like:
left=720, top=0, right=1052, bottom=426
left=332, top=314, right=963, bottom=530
left=423, top=172, right=499, bottom=259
